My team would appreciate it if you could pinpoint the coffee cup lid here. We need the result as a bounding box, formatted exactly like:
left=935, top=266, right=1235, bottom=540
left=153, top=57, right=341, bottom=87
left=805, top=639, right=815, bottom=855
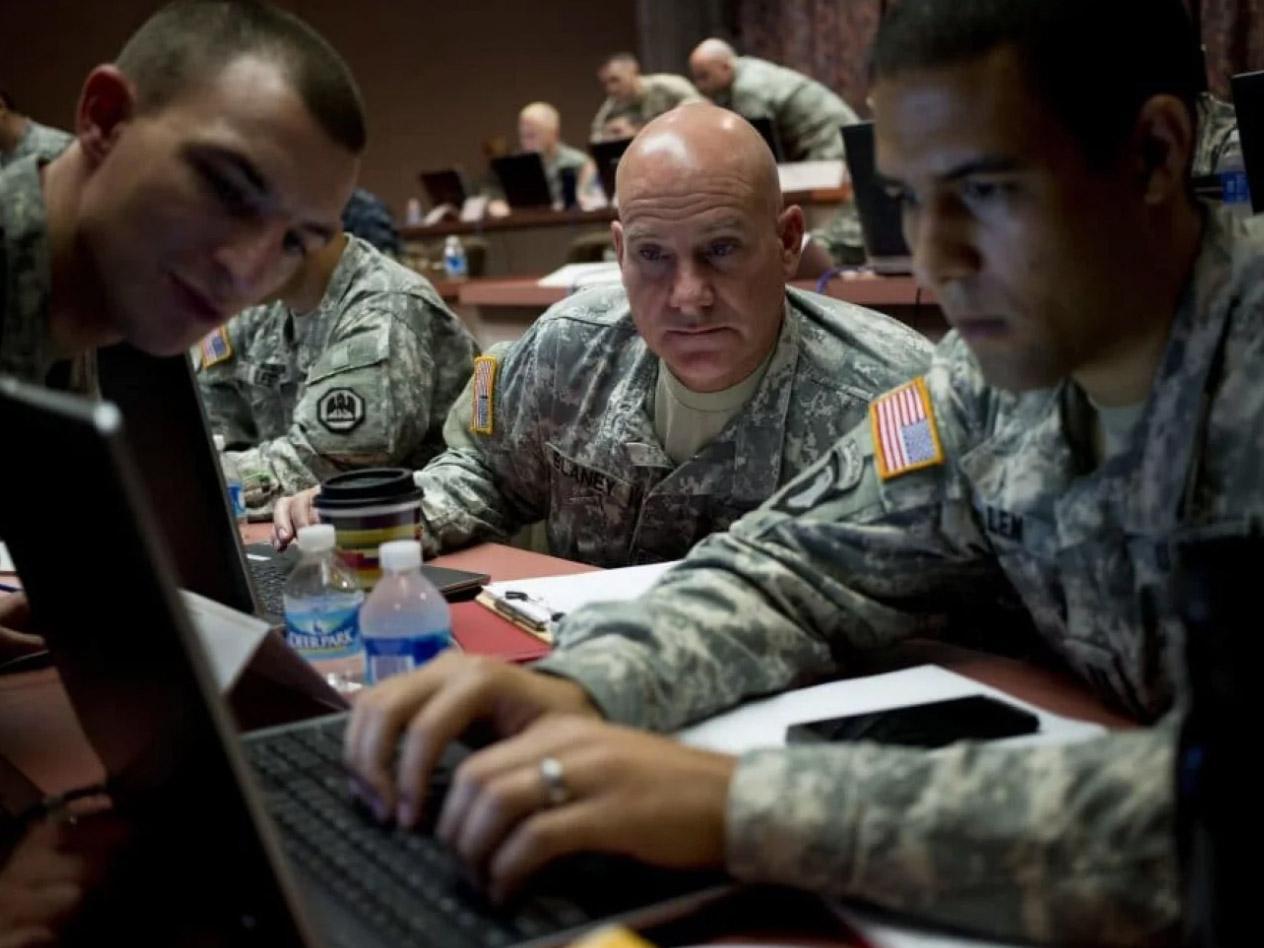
left=313, top=467, right=423, bottom=510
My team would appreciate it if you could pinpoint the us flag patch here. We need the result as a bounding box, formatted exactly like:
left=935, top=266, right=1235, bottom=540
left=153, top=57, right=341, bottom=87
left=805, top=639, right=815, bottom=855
left=869, top=377, right=945, bottom=480
left=470, top=355, right=498, bottom=435
left=198, top=327, right=233, bottom=369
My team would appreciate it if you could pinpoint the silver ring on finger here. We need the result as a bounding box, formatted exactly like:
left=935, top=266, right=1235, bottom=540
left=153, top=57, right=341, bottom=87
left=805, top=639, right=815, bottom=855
left=538, top=756, right=569, bottom=807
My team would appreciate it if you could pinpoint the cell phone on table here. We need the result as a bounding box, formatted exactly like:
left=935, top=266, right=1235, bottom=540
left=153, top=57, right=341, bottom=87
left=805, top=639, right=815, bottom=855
left=785, top=695, right=1040, bottom=748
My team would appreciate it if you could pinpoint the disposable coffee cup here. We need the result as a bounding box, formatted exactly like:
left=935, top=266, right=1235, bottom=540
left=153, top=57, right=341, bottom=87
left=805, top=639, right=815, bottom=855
left=314, top=467, right=423, bottom=588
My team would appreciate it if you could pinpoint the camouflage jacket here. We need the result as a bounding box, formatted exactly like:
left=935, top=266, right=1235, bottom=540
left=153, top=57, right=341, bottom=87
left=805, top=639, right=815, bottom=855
left=0, top=120, right=73, bottom=170
left=590, top=74, right=702, bottom=140
left=712, top=56, right=859, bottom=162
left=418, top=283, right=931, bottom=565
left=538, top=207, right=1264, bottom=943
left=0, top=156, right=95, bottom=392
left=198, top=235, right=479, bottom=513
left=1193, top=91, right=1238, bottom=179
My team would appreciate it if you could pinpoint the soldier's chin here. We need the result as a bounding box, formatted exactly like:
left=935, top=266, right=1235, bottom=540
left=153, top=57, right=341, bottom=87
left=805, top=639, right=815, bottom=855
left=973, top=351, right=1062, bottom=393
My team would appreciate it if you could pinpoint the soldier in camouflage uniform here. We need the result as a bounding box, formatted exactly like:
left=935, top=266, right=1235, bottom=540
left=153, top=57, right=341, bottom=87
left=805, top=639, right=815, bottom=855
left=273, top=105, right=932, bottom=564
left=590, top=53, right=701, bottom=143
left=340, top=3, right=1243, bottom=943
left=0, top=87, right=72, bottom=170
left=1192, top=90, right=1238, bottom=178
left=689, top=39, right=859, bottom=161
left=197, top=231, right=479, bottom=515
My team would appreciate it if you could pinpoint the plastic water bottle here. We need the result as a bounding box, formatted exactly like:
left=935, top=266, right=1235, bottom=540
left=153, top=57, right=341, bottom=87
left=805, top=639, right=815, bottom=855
left=283, top=524, right=365, bottom=661
left=214, top=434, right=248, bottom=524
left=1218, top=133, right=1252, bottom=218
left=360, top=540, right=451, bottom=684
left=442, top=236, right=468, bottom=279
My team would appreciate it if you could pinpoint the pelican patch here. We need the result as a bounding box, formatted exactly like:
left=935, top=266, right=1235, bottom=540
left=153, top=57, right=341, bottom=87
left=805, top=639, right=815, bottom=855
left=198, top=327, right=233, bottom=369
left=318, top=388, right=365, bottom=433
left=471, top=355, right=498, bottom=435
left=870, top=377, right=945, bottom=481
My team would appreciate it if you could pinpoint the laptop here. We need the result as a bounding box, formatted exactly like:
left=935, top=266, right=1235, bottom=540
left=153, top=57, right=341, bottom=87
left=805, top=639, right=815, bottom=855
left=841, top=122, right=913, bottom=274
left=491, top=153, right=554, bottom=209
left=96, top=343, right=488, bottom=624
left=419, top=168, right=469, bottom=210
left=745, top=116, right=786, bottom=163
left=0, top=376, right=734, bottom=946
left=589, top=137, right=632, bottom=202
left=1230, top=70, right=1263, bottom=213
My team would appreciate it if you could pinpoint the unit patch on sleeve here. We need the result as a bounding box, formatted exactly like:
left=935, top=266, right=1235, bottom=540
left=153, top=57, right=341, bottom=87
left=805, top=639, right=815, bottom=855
left=318, top=388, right=365, bottom=434
left=869, top=376, right=945, bottom=481
left=198, top=327, right=234, bottom=370
left=470, top=355, right=499, bottom=436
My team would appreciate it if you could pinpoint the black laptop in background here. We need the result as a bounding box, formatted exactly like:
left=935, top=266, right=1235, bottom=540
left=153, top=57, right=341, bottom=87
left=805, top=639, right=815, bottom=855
left=420, top=168, right=470, bottom=210
left=491, top=152, right=555, bottom=209
left=0, top=376, right=734, bottom=947
left=1230, top=70, right=1264, bottom=214
left=589, top=137, right=633, bottom=203
left=96, top=343, right=486, bottom=624
left=745, top=115, right=786, bottom=163
left=841, top=122, right=913, bottom=274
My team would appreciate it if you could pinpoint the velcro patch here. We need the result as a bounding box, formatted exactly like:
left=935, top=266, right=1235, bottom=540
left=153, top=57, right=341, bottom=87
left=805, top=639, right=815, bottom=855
left=198, top=327, right=233, bottom=369
left=470, top=355, right=498, bottom=435
left=318, top=387, right=365, bottom=434
left=869, top=377, right=945, bottom=481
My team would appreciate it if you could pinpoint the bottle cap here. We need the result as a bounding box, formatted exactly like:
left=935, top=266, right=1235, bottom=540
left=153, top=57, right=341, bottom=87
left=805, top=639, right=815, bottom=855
left=213, top=434, right=226, bottom=452
left=379, top=539, right=422, bottom=572
left=296, top=524, right=336, bottom=553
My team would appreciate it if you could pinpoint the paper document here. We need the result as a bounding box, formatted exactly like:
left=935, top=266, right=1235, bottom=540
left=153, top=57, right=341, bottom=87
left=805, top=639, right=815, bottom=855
left=675, top=664, right=1105, bottom=755
left=478, top=561, right=678, bottom=638
left=777, top=159, right=846, bottom=193
left=537, top=261, right=622, bottom=292
left=181, top=589, right=270, bottom=692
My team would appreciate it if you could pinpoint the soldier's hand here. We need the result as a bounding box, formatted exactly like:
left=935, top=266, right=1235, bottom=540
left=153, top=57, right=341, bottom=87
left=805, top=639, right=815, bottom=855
left=271, top=486, right=321, bottom=550
left=0, top=593, right=44, bottom=662
left=437, top=715, right=735, bottom=902
left=343, top=653, right=600, bottom=828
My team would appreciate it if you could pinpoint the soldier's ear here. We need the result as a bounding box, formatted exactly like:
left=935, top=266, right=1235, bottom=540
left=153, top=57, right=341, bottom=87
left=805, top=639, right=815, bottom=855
left=1131, top=94, right=1193, bottom=206
left=611, top=220, right=626, bottom=264
left=75, top=66, right=137, bottom=167
left=777, top=205, right=806, bottom=278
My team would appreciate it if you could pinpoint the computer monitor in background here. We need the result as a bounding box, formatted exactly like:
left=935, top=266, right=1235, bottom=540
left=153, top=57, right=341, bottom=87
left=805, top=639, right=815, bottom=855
left=1230, top=70, right=1264, bottom=213
left=745, top=116, right=786, bottom=163
left=490, top=152, right=554, bottom=209
left=418, top=168, right=468, bottom=210
left=841, top=122, right=912, bottom=273
left=590, top=137, right=633, bottom=202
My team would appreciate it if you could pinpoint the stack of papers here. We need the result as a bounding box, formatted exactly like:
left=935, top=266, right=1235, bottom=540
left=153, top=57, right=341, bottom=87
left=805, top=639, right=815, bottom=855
left=536, top=261, right=622, bottom=293
left=777, top=159, right=846, bottom=193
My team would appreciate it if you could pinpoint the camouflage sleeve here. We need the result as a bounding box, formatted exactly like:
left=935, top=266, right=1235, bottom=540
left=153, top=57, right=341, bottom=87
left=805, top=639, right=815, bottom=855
left=590, top=99, right=614, bottom=141
left=416, top=331, right=554, bottom=554
left=234, top=311, right=433, bottom=513
left=727, top=719, right=1178, bottom=945
left=536, top=340, right=1001, bottom=730
left=197, top=363, right=258, bottom=448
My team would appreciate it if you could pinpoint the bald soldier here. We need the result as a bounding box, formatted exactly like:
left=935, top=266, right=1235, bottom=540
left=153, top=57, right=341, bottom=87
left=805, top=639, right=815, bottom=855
left=339, top=1, right=1257, bottom=942
left=515, top=102, right=600, bottom=208
left=273, top=104, right=932, bottom=565
left=197, top=227, right=478, bottom=515
left=689, top=39, right=860, bottom=161
left=590, top=53, right=701, bottom=143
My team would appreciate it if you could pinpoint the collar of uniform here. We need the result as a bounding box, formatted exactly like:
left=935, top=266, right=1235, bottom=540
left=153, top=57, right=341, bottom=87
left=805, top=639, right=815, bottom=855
left=618, top=336, right=674, bottom=470
left=291, top=233, right=366, bottom=352
left=0, top=156, right=56, bottom=384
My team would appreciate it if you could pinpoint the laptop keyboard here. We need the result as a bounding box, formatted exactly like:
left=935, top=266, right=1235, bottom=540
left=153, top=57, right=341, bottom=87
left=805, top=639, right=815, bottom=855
left=246, top=717, right=662, bottom=948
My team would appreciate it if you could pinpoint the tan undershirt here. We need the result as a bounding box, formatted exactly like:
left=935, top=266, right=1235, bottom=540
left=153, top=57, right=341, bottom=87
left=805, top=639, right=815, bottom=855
left=651, top=349, right=774, bottom=466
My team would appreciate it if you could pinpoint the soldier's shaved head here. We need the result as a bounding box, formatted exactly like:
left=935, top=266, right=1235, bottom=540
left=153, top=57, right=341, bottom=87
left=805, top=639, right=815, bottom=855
left=689, top=39, right=738, bottom=97
left=519, top=102, right=561, bottom=134
left=616, top=103, right=781, bottom=222
left=518, top=101, right=562, bottom=155
left=611, top=103, right=805, bottom=393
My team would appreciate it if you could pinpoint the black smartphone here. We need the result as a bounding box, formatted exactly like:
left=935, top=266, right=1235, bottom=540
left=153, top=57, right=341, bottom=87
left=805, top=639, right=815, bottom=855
left=785, top=694, right=1041, bottom=748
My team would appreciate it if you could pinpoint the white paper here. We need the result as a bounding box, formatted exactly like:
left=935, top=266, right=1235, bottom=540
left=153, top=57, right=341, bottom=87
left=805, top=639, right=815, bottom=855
left=536, top=261, right=622, bottom=292
left=460, top=195, right=488, bottom=222
left=0, top=541, right=14, bottom=573
left=833, top=904, right=1023, bottom=948
left=180, top=589, right=270, bottom=693
left=676, top=665, right=1104, bottom=755
left=482, top=560, right=677, bottom=621
left=777, top=159, right=845, bottom=192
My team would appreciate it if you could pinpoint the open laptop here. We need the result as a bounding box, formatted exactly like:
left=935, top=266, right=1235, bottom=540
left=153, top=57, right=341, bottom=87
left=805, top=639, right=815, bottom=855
left=96, top=343, right=488, bottom=624
left=0, top=376, right=733, bottom=946
left=841, top=122, right=913, bottom=274
left=491, top=152, right=554, bottom=209
left=420, top=168, right=470, bottom=210
left=1231, top=70, right=1263, bottom=214
left=589, top=137, right=632, bottom=203
left=745, top=116, right=786, bottom=163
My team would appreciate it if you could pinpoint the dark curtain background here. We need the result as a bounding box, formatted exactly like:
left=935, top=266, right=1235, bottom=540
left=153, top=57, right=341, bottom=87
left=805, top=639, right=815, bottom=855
left=734, top=0, right=1263, bottom=114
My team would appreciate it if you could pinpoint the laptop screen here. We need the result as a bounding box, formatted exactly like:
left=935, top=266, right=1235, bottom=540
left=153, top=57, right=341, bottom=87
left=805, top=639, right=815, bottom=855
left=1231, top=70, right=1263, bottom=214
left=841, top=121, right=911, bottom=261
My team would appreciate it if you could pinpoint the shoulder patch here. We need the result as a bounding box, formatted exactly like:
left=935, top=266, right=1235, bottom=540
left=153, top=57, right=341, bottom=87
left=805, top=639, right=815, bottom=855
left=318, top=387, right=365, bottom=434
left=470, top=355, right=498, bottom=435
left=869, top=376, right=945, bottom=481
left=198, top=327, right=234, bottom=370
